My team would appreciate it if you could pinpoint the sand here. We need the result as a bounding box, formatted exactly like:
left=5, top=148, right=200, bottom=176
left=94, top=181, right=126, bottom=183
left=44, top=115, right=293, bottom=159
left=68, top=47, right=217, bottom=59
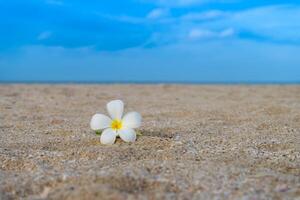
left=0, top=84, right=299, bottom=199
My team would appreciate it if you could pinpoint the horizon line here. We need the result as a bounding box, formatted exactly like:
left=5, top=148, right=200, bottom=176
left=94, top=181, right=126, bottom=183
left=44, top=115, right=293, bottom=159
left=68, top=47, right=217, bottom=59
left=0, top=80, right=299, bottom=85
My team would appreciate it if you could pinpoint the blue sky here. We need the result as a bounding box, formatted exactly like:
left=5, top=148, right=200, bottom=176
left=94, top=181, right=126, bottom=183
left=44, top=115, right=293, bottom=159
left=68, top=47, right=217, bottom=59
left=0, top=0, right=299, bottom=82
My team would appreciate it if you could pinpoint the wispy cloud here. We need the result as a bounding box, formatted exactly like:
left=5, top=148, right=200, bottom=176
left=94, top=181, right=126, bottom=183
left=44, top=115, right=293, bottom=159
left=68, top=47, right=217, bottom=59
left=219, top=28, right=235, bottom=37
left=188, top=28, right=234, bottom=39
left=103, top=14, right=145, bottom=24
left=37, top=31, right=52, bottom=40
left=139, top=0, right=202, bottom=7
left=99, top=4, right=300, bottom=48
left=147, top=8, right=169, bottom=19
left=2, top=41, right=300, bottom=82
left=160, top=0, right=202, bottom=6
left=181, top=10, right=228, bottom=21
left=101, top=8, right=170, bottom=24
left=228, top=5, right=300, bottom=42
left=2, top=0, right=300, bottom=53
left=139, top=0, right=238, bottom=7
left=1, top=0, right=300, bottom=82
left=153, top=5, right=300, bottom=44
left=45, top=0, right=64, bottom=6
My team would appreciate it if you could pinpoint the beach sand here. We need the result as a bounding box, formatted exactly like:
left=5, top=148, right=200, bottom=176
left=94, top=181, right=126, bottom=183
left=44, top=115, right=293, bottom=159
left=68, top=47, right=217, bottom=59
left=0, top=84, right=299, bottom=199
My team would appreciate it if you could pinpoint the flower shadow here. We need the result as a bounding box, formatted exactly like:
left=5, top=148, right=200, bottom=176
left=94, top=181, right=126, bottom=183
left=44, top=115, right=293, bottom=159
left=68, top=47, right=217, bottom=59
left=138, top=129, right=175, bottom=139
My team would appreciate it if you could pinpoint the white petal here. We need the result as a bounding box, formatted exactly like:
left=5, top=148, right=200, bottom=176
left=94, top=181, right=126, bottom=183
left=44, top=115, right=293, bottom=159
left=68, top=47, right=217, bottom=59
left=100, top=128, right=117, bottom=145
left=122, top=112, right=142, bottom=129
left=90, top=114, right=112, bottom=130
left=119, top=128, right=136, bottom=142
left=107, top=100, right=124, bottom=120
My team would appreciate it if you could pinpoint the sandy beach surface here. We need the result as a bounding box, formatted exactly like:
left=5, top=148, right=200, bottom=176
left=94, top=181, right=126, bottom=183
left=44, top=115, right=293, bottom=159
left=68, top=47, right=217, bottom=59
left=0, top=84, right=299, bottom=199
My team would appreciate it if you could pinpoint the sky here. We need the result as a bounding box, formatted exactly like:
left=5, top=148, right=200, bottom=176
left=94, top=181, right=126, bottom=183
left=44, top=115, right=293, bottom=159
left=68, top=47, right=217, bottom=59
left=0, top=0, right=300, bottom=83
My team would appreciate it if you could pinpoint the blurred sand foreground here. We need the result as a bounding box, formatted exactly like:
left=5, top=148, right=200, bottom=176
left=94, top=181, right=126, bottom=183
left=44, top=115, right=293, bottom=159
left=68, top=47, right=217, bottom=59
left=0, top=84, right=299, bottom=199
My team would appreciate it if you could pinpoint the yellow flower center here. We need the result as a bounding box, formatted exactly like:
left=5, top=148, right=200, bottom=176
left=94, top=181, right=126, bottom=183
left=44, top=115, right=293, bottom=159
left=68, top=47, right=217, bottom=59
left=111, top=119, right=122, bottom=130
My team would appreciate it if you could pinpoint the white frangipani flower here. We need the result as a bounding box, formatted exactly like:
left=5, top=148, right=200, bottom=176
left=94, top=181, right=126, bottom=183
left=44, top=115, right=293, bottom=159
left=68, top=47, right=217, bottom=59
left=90, top=100, right=142, bottom=144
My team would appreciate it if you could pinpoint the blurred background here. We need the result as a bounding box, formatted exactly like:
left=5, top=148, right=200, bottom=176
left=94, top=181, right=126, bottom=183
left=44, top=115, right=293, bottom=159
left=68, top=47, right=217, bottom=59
left=0, top=0, right=299, bottom=83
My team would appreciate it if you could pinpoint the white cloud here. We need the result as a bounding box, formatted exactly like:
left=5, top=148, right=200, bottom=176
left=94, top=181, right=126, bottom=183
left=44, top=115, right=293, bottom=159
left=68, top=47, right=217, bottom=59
left=100, top=8, right=170, bottom=24
left=139, top=0, right=238, bottom=7
left=45, top=0, right=63, bottom=6
left=37, top=31, right=52, bottom=40
left=198, top=5, right=300, bottom=42
left=147, top=8, right=169, bottom=19
left=3, top=41, right=300, bottom=82
left=113, top=15, right=144, bottom=24
left=174, top=0, right=203, bottom=6
left=181, top=10, right=228, bottom=21
left=188, top=29, right=214, bottom=39
left=188, top=28, right=234, bottom=39
left=175, top=5, right=300, bottom=43
left=100, top=4, right=300, bottom=46
left=143, top=0, right=203, bottom=6
left=219, top=28, right=235, bottom=37
left=98, top=13, right=146, bottom=24
left=230, top=5, right=300, bottom=41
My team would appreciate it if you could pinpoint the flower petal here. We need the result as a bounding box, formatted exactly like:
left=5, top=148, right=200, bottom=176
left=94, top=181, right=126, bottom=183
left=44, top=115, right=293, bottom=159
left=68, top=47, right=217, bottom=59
left=90, top=114, right=112, bottom=130
left=122, top=112, right=142, bottom=129
left=119, top=128, right=136, bottom=142
left=107, top=100, right=124, bottom=120
left=100, top=128, right=117, bottom=144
